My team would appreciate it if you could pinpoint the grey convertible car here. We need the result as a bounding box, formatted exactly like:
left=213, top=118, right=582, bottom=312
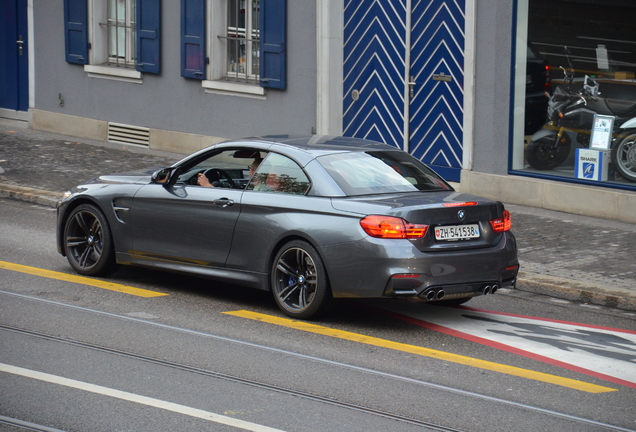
left=56, top=135, right=518, bottom=319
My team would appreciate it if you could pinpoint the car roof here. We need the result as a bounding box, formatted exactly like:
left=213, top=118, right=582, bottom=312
left=236, top=135, right=398, bottom=153
left=178, top=135, right=402, bottom=171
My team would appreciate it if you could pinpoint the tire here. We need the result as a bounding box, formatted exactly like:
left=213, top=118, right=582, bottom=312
left=63, top=203, right=118, bottom=276
left=271, top=240, right=332, bottom=319
left=526, top=134, right=571, bottom=170
left=611, top=132, right=636, bottom=183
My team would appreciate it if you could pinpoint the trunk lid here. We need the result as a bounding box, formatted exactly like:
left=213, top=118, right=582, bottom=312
left=331, top=191, right=508, bottom=251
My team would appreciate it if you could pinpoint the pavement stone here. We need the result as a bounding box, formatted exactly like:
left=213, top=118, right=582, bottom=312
left=1, top=122, right=635, bottom=312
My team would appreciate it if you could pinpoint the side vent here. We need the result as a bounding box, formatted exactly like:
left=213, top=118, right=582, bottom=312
left=107, top=122, right=150, bottom=147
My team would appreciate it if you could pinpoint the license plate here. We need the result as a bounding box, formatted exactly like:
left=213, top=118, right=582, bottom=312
left=435, top=224, right=480, bottom=241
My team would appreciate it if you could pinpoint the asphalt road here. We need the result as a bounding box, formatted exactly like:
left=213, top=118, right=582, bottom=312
left=1, top=198, right=635, bottom=432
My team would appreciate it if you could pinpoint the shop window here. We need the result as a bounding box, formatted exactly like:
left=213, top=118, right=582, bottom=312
left=511, top=0, right=636, bottom=188
left=63, top=0, right=161, bottom=78
left=180, top=0, right=286, bottom=95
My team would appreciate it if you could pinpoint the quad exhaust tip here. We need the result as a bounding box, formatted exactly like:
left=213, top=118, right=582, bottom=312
left=420, top=284, right=497, bottom=302
left=424, top=288, right=445, bottom=301
left=482, top=284, right=499, bottom=295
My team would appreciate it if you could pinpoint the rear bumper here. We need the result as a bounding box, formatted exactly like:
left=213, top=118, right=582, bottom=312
left=321, top=231, right=518, bottom=299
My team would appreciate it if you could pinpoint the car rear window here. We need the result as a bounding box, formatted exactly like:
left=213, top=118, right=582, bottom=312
left=317, top=151, right=452, bottom=196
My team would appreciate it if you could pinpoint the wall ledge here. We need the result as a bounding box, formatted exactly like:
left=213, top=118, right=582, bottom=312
left=460, top=171, right=636, bottom=223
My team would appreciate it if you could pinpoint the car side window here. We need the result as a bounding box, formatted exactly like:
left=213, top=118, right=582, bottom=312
left=177, top=149, right=266, bottom=188
left=246, top=153, right=310, bottom=195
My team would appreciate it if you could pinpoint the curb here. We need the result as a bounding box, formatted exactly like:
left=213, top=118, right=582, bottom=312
left=0, top=183, right=62, bottom=208
left=516, top=273, right=636, bottom=312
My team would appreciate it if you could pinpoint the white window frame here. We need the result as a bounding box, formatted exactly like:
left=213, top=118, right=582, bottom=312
left=107, top=0, right=137, bottom=67
left=85, top=0, right=142, bottom=83
left=203, top=0, right=264, bottom=98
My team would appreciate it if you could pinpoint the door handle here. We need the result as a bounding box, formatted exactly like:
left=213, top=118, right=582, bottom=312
left=408, top=75, right=416, bottom=98
left=214, top=198, right=234, bottom=208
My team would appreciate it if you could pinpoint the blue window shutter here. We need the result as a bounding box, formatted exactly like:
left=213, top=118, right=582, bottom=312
left=63, top=0, right=88, bottom=64
left=136, top=0, right=161, bottom=74
left=259, top=0, right=286, bottom=89
left=180, top=0, right=206, bottom=79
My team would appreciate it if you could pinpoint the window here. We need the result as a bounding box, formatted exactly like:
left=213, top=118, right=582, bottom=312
left=511, top=0, right=636, bottom=190
left=317, top=151, right=451, bottom=196
left=224, top=0, right=260, bottom=83
left=64, top=0, right=161, bottom=77
left=178, top=149, right=267, bottom=188
left=180, top=0, right=286, bottom=93
left=107, top=0, right=136, bottom=67
left=247, top=153, right=310, bottom=194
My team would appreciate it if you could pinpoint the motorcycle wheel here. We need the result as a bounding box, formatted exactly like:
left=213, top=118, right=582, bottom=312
left=611, top=132, right=636, bottom=182
left=525, top=135, right=571, bottom=170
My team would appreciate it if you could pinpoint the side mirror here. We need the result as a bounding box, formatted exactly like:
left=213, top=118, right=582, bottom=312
left=151, top=167, right=181, bottom=186
left=151, top=168, right=171, bottom=184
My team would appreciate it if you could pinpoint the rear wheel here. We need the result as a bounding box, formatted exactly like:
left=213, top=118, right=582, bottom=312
left=63, top=204, right=117, bottom=276
left=526, top=134, right=571, bottom=170
left=611, top=132, right=636, bottom=182
left=271, top=240, right=332, bottom=319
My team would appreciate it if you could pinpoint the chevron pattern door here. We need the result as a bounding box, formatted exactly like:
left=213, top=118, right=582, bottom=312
left=343, top=0, right=465, bottom=182
left=343, top=0, right=408, bottom=149
left=409, top=0, right=465, bottom=181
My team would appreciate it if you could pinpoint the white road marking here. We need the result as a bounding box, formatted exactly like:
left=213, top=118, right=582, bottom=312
left=0, top=363, right=286, bottom=432
left=383, top=305, right=636, bottom=388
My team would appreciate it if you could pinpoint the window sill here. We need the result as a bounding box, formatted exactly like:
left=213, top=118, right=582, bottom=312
left=84, top=65, right=143, bottom=84
left=202, top=80, right=266, bottom=99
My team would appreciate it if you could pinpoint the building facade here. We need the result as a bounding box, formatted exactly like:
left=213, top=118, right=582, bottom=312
left=2, top=0, right=636, bottom=221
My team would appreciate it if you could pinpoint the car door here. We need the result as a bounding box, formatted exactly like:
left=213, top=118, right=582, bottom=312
left=128, top=182, right=242, bottom=268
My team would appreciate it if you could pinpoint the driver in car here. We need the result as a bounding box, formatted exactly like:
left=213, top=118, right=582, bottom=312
left=197, top=157, right=262, bottom=188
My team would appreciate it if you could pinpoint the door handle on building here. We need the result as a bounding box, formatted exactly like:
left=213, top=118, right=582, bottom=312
left=408, top=76, right=416, bottom=98
left=17, top=36, right=24, bottom=56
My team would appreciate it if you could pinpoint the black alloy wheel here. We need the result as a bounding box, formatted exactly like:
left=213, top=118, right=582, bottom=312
left=611, top=132, right=636, bottom=183
left=525, top=135, right=571, bottom=170
left=64, top=204, right=117, bottom=276
left=271, top=240, right=332, bottom=319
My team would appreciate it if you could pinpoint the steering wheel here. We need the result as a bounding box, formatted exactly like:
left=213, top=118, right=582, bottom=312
left=202, top=168, right=237, bottom=188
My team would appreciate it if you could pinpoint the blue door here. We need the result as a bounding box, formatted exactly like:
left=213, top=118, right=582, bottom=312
left=0, top=0, right=29, bottom=112
left=343, top=0, right=465, bottom=182
left=343, top=0, right=408, bottom=150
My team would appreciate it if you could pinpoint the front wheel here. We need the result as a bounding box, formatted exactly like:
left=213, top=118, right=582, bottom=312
left=271, top=240, right=332, bottom=319
left=525, top=134, right=571, bottom=170
left=611, top=132, right=636, bottom=182
left=63, top=203, right=118, bottom=276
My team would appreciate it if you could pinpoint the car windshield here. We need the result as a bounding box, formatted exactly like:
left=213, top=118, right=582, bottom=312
left=317, top=151, right=451, bottom=196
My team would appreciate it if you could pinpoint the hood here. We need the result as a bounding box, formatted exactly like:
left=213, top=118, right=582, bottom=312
left=81, top=167, right=163, bottom=186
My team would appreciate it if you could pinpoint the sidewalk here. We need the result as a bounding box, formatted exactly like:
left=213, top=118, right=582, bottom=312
left=2, top=122, right=635, bottom=312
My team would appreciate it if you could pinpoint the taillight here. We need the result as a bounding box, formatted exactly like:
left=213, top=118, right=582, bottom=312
left=545, top=64, right=551, bottom=92
left=360, top=215, right=428, bottom=239
left=489, top=210, right=512, bottom=232
left=442, top=201, right=478, bottom=207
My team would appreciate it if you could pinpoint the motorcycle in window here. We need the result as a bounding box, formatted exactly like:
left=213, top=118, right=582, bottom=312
left=525, top=49, right=636, bottom=182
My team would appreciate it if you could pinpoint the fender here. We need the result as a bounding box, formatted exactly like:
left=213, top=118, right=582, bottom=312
left=619, top=118, right=636, bottom=129
left=530, top=126, right=558, bottom=141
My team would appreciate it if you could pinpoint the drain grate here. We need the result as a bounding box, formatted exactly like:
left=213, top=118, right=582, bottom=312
left=107, top=122, right=150, bottom=147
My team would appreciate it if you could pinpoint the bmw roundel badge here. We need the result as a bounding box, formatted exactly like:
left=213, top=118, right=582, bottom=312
left=457, top=210, right=465, bottom=220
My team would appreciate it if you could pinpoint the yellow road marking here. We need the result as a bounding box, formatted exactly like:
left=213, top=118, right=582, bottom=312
left=224, top=310, right=617, bottom=394
left=0, top=261, right=168, bottom=298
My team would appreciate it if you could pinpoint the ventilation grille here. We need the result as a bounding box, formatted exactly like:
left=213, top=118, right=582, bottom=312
left=107, top=122, right=150, bottom=147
